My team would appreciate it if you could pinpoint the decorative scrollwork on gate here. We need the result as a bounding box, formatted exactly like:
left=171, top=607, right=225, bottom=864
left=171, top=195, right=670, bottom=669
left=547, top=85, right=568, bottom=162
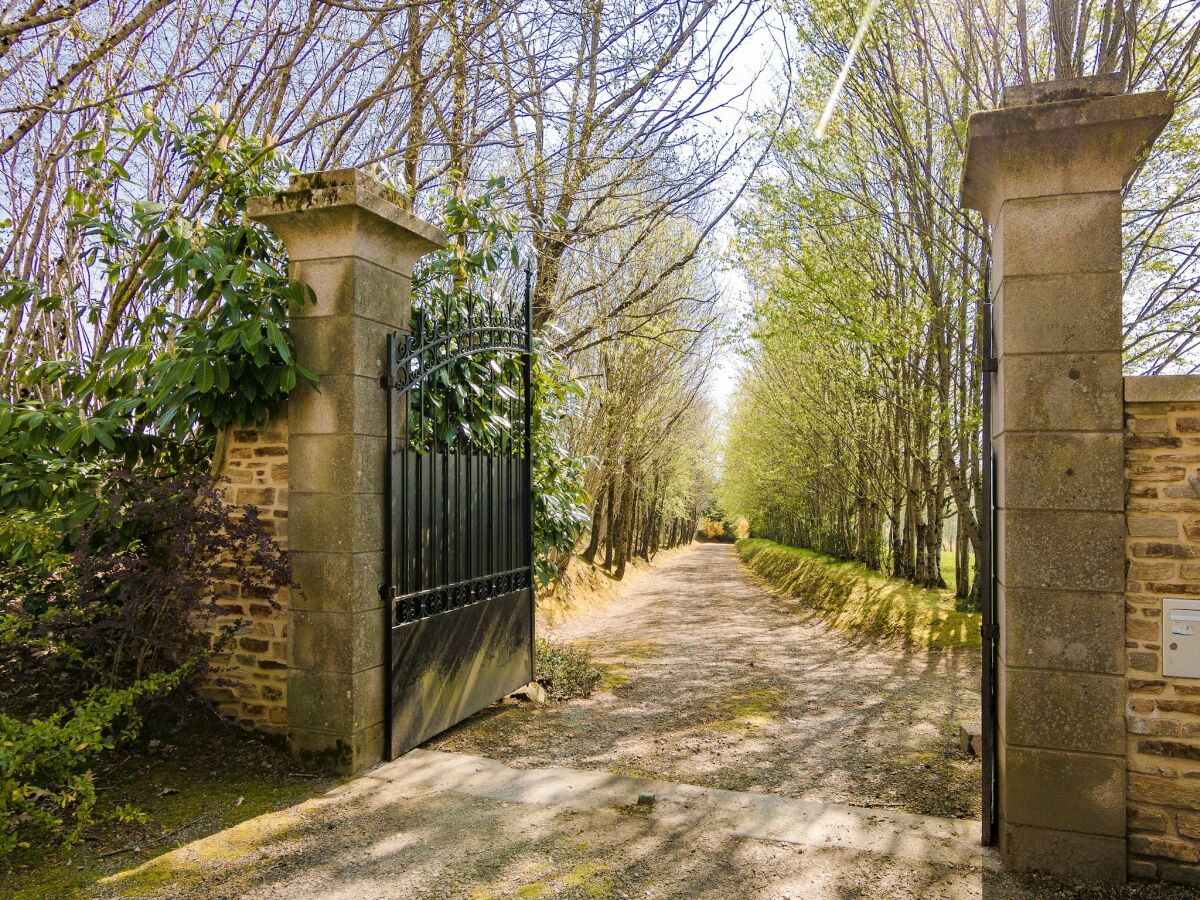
left=392, top=567, right=533, bottom=624
left=382, top=287, right=534, bottom=626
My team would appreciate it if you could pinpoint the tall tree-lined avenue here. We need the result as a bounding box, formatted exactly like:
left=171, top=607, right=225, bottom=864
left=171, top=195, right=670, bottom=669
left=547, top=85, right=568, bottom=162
left=4, top=1, right=1198, bottom=597
left=721, top=0, right=1200, bottom=598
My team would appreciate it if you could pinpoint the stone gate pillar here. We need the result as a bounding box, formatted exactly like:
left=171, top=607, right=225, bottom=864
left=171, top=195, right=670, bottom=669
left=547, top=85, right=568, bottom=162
left=962, top=76, right=1172, bottom=878
left=248, top=170, right=445, bottom=772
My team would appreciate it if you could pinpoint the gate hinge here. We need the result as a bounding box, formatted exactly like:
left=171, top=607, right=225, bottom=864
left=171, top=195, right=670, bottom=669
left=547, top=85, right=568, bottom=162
left=379, top=374, right=393, bottom=390
left=379, top=582, right=390, bottom=602
left=982, top=357, right=998, bottom=373
left=980, top=623, right=999, bottom=640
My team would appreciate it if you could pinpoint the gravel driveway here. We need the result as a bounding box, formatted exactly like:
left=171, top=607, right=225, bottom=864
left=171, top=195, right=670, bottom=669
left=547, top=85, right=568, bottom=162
left=102, top=545, right=1200, bottom=899
left=429, top=542, right=983, bottom=819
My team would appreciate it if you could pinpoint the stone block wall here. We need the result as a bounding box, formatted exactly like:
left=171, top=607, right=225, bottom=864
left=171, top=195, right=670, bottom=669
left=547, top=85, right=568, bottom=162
left=1125, top=378, right=1200, bottom=884
left=199, top=414, right=290, bottom=734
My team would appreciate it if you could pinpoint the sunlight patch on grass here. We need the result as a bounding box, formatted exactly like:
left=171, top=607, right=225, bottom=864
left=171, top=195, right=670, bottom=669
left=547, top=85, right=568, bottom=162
left=737, top=539, right=980, bottom=651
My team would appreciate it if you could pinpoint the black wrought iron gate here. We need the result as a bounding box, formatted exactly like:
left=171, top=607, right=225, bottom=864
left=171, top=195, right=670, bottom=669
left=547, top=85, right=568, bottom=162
left=980, top=263, right=999, bottom=846
left=381, top=275, right=535, bottom=760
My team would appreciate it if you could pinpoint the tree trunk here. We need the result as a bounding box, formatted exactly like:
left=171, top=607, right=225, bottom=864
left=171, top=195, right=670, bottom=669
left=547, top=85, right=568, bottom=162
left=614, top=480, right=636, bottom=579
left=955, top=512, right=971, bottom=598
left=640, top=473, right=660, bottom=560
left=603, top=476, right=619, bottom=569
left=582, top=479, right=606, bottom=565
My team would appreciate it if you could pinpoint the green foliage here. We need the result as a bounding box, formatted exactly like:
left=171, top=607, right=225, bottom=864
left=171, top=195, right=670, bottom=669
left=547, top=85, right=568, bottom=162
left=107, top=803, right=150, bottom=826
left=0, top=470, right=290, bottom=855
left=531, top=348, right=590, bottom=586
left=724, top=0, right=985, bottom=596
left=534, top=638, right=603, bottom=701
left=406, top=178, right=590, bottom=585
left=696, top=502, right=738, bottom=542
left=0, top=669, right=185, bottom=855
left=0, top=106, right=314, bottom=522
left=67, top=106, right=315, bottom=434
left=408, top=178, right=525, bottom=454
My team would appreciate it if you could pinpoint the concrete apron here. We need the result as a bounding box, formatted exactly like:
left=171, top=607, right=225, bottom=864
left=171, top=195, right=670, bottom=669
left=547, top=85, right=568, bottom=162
left=386, top=751, right=992, bottom=869
left=102, top=749, right=997, bottom=895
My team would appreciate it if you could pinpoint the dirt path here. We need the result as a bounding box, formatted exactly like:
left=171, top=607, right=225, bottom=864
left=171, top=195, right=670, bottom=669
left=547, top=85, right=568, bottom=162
left=101, top=749, right=1198, bottom=900
left=429, top=542, right=982, bottom=819
left=99, top=748, right=995, bottom=900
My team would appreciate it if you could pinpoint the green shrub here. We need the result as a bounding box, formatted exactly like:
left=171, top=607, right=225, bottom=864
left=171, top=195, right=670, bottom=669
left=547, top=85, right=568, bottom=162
left=0, top=670, right=184, bottom=855
left=0, top=107, right=306, bottom=859
left=534, top=638, right=603, bottom=700
left=406, top=179, right=590, bottom=588
left=0, top=469, right=290, bottom=854
left=0, top=107, right=315, bottom=524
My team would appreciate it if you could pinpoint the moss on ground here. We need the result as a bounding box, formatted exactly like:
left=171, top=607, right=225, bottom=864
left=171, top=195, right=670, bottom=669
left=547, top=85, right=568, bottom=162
left=706, top=688, right=783, bottom=733
left=606, top=639, right=662, bottom=660
left=607, top=761, right=660, bottom=780
left=737, top=538, right=981, bottom=651
left=463, top=830, right=629, bottom=900
left=595, top=663, right=631, bottom=693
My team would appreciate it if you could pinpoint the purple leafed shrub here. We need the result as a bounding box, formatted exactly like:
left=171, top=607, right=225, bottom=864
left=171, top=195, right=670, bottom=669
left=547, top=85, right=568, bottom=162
left=1, top=467, right=291, bottom=720
left=0, top=468, right=291, bottom=852
left=69, top=470, right=289, bottom=687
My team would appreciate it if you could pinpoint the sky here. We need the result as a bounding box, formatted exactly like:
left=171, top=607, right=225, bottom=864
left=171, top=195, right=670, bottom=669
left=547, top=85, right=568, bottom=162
left=703, top=15, right=792, bottom=417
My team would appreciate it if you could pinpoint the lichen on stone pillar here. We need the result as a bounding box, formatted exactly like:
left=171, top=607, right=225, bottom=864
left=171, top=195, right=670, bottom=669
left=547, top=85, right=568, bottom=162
left=248, top=169, right=446, bottom=773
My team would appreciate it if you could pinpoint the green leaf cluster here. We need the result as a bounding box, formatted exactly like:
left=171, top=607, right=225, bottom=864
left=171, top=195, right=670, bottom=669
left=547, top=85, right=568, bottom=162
left=0, top=668, right=186, bottom=856
left=1, top=106, right=315, bottom=526
left=404, top=178, right=591, bottom=586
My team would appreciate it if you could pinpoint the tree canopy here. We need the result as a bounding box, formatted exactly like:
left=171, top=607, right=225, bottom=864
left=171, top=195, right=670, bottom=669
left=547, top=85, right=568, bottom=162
left=722, top=0, right=1200, bottom=599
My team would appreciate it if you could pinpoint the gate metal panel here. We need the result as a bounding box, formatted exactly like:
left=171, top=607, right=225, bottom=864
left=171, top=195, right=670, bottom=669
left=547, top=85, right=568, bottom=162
left=382, top=276, right=534, bottom=760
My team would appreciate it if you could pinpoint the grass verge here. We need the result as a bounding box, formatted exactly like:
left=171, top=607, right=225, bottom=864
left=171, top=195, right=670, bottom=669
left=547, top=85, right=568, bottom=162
left=737, top=538, right=980, bottom=650
left=537, top=546, right=688, bottom=626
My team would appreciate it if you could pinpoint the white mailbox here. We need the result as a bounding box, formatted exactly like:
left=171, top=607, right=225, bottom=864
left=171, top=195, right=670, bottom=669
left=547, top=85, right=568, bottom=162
left=1164, top=598, right=1200, bottom=678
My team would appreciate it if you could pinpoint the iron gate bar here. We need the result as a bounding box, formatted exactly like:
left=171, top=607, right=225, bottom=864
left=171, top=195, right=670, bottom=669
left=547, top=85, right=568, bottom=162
left=382, top=329, right=396, bottom=758
left=979, top=260, right=998, bottom=847
left=522, top=267, right=535, bottom=680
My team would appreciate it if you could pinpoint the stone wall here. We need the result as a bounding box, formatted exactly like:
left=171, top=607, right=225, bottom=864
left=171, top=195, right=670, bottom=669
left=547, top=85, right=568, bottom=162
left=1125, top=376, right=1200, bottom=884
left=199, top=414, right=290, bottom=734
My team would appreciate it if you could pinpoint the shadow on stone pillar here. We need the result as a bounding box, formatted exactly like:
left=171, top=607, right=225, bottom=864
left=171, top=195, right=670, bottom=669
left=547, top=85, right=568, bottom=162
left=962, top=77, right=1173, bottom=880
left=248, top=169, right=446, bottom=773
